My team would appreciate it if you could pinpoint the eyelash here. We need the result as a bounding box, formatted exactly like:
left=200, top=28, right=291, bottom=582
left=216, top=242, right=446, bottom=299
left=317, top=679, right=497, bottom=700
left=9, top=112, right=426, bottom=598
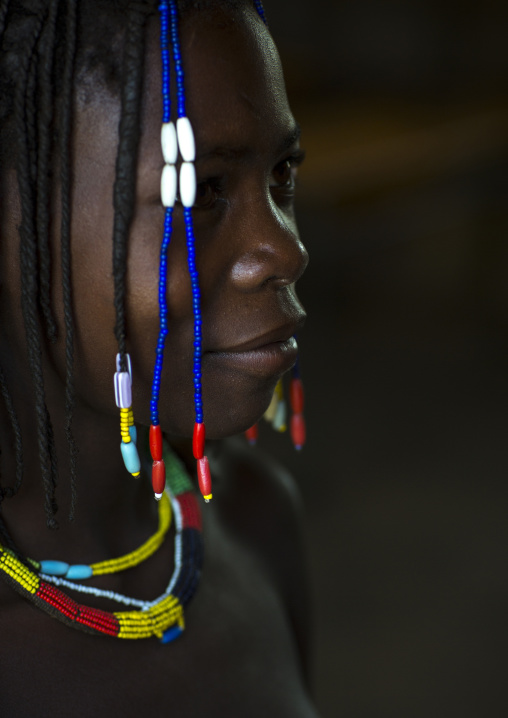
left=187, top=149, right=306, bottom=210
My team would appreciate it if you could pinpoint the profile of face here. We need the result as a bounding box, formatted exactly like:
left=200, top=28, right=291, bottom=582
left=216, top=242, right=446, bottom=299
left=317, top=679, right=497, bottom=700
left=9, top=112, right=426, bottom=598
left=6, top=5, right=308, bottom=443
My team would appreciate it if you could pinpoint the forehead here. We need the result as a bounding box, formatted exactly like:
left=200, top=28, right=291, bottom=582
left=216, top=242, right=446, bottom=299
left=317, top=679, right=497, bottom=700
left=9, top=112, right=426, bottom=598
left=141, top=7, right=294, bottom=156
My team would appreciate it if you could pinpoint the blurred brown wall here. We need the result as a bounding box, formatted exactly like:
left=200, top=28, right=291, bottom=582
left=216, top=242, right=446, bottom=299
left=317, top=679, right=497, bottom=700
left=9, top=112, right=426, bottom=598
left=262, top=2, right=508, bottom=716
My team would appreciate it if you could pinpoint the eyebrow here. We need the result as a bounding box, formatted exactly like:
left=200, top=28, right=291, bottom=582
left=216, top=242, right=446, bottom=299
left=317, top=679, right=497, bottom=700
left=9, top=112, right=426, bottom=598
left=196, top=122, right=301, bottom=163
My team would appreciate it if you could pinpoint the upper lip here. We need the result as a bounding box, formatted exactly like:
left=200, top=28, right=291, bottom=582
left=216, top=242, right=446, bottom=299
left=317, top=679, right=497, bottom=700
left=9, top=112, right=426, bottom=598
left=210, top=314, right=306, bottom=354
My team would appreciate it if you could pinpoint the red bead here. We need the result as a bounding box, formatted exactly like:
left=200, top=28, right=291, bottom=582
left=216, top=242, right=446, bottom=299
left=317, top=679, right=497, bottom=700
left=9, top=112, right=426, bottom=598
left=149, top=424, right=163, bottom=461
left=290, top=412, right=306, bottom=450
left=197, top=456, right=212, bottom=499
left=289, top=377, right=304, bottom=414
left=192, top=422, right=205, bottom=459
left=152, top=460, right=166, bottom=496
left=245, top=423, right=258, bottom=445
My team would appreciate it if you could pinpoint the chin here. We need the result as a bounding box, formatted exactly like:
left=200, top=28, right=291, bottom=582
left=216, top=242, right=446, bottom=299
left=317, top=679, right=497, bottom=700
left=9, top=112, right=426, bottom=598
left=201, top=374, right=278, bottom=440
left=154, top=365, right=282, bottom=439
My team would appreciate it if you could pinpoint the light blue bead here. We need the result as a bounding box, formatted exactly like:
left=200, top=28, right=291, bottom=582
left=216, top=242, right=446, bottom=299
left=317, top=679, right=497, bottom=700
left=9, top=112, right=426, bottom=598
left=65, top=564, right=93, bottom=580
left=40, top=560, right=69, bottom=576
left=129, top=425, right=137, bottom=444
left=121, top=440, right=141, bottom=475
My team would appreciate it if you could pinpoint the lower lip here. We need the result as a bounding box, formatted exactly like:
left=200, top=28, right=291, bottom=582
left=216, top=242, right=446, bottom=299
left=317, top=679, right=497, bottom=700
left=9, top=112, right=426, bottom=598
left=207, top=337, right=298, bottom=376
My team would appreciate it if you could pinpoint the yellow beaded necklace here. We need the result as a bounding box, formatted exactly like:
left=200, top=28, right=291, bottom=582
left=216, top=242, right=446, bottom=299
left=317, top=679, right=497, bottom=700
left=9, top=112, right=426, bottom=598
left=30, top=491, right=171, bottom=581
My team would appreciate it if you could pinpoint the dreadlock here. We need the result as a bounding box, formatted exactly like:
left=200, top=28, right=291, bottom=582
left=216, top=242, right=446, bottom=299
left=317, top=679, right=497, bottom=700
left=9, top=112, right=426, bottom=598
left=113, top=2, right=149, bottom=373
left=0, top=0, right=154, bottom=537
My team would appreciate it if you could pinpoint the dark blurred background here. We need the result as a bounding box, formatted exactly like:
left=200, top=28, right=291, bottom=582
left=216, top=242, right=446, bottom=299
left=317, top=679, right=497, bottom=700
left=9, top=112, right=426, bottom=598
left=259, top=1, right=508, bottom=716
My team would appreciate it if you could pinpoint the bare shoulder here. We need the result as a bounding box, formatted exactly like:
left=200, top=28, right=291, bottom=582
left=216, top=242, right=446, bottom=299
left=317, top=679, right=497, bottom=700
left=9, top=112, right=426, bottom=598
left=211, top=436, right=313, bottom=680
left=213, top=436, right=306, bottom=556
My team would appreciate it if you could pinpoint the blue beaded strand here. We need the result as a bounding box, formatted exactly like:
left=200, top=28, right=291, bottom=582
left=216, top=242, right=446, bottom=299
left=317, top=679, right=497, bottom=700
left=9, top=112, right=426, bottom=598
left=159, top=2, right=171, bottom=123
left=151, top=209, right=173, bottom=425
left=169, top=0, right=204, bottom=426
left=151, top=1, right=173, bottom=427
left=253, top=0, right=268, bottom=24
left=184, top=206, right=203, bottom=424
left=168, top=0, right=185, bottom=119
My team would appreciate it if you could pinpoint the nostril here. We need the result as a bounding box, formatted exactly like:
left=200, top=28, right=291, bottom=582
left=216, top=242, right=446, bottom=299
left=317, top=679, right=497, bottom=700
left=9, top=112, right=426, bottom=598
left=230, top=253, right=270, bottom=289
left=229, top=230, right=308, bottom=293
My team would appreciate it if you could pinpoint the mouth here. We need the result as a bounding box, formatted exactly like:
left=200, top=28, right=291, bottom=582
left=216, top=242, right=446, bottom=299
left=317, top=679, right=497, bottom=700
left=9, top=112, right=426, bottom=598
left=206, top=318, right=305, bottom=377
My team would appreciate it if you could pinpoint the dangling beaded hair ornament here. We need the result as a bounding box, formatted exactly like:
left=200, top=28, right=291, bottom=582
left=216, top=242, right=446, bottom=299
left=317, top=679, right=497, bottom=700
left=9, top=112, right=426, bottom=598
left=150, top=0, right=212, bottom=502
left=245, top=361, right=306, bottom=450
left=289, top=355, right=306, bottom=449
left=115, top=0, right=269, bottom=499
left=114, top=353, right=141, bottom=477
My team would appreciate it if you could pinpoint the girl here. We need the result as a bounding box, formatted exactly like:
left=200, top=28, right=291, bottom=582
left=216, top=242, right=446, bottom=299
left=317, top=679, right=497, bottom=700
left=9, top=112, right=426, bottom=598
left=0, top=1, right=315, bottom=715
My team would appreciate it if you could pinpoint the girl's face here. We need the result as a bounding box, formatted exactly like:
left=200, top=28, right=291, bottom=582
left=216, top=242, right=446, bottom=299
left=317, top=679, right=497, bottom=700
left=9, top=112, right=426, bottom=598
left=54, top=6, right=308, bottom=439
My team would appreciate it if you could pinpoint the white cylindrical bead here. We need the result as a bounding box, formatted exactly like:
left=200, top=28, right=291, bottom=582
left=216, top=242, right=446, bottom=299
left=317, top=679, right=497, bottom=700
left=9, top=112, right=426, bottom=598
left=114, top=372, right=132, bottom=409
left=161, top=122, right=178, bottom=164
left=176, top=117, right=195, bottom=162
left=161, top=164, right=177, bottom=208
left=115, top=352, right=132, bottom=382
left=179, top=162, right=196, bottom=207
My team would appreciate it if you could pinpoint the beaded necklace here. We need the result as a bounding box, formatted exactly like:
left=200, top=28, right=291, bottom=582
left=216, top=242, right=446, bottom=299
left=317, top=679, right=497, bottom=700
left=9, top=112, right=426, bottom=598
left=0, top=447, right=203, bottom=642
left=30, top=491, right=171, bottom=581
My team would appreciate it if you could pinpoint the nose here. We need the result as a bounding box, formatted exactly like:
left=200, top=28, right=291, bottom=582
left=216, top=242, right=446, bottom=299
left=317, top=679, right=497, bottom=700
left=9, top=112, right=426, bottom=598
left=229, top=193, right=309, bottom=293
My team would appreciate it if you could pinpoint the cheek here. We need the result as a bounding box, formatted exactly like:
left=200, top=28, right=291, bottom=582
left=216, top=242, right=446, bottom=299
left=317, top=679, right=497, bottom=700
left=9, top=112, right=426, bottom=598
left=66, top=194, right=118, bottom=410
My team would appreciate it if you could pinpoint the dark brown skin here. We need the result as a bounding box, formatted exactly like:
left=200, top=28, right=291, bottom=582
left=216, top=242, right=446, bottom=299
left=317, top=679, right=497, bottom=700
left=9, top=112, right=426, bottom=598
left=0, top=7, right=317, bottom=716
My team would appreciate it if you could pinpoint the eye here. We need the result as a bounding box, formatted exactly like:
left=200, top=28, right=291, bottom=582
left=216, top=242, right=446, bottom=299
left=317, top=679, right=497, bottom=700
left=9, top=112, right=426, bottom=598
left=269, top=150, right=305, bottom=195
left=271, top=159, right=294, bottom=188
left=193, top=177, right=223, bottom=209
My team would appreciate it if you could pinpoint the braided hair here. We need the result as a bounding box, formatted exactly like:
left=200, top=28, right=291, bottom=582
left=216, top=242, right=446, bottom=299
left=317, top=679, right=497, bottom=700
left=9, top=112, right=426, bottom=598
left=0, top=0, right=262, bottom=545
left=0, top=0, right=155, bottom=540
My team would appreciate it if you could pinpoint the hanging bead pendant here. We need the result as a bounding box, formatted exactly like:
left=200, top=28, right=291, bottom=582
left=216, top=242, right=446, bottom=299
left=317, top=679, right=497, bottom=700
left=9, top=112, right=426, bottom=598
left=289, top=376, right=306, bottom=450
